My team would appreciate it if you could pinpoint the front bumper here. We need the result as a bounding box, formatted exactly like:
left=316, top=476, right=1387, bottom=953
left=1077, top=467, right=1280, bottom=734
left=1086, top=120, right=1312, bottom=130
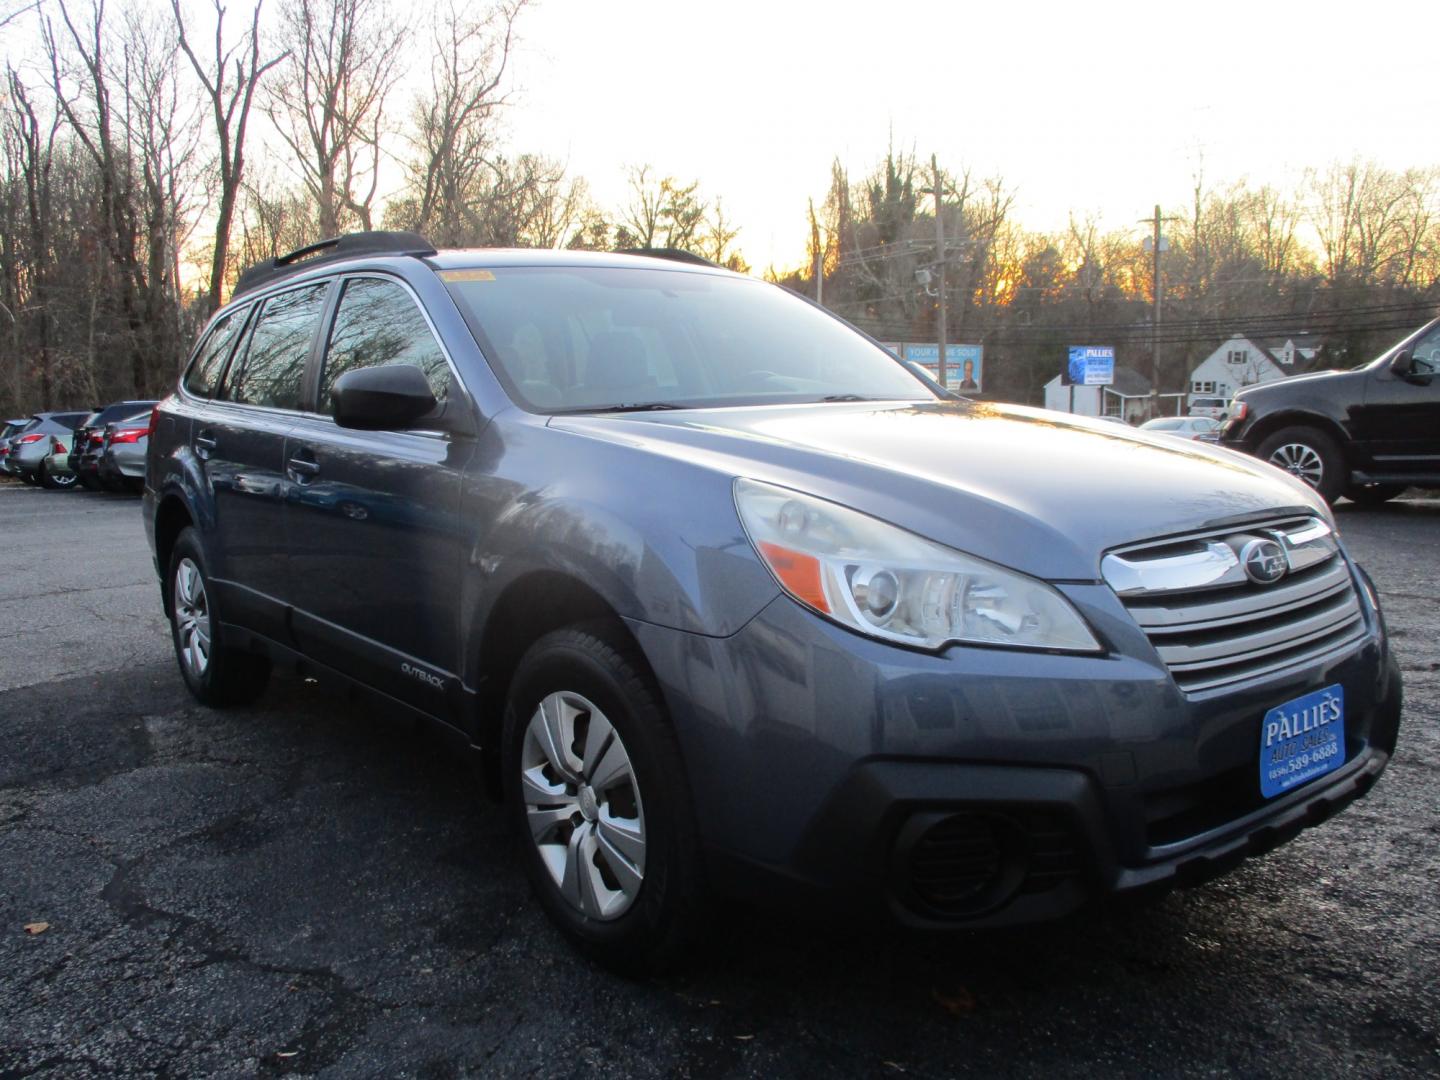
left=628, top=568, right=1401, bottom=928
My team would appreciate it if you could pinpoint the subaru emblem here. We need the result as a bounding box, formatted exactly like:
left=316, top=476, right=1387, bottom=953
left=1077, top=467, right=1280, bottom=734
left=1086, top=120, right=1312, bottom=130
left=1240, top=538, right=1288, bottom=585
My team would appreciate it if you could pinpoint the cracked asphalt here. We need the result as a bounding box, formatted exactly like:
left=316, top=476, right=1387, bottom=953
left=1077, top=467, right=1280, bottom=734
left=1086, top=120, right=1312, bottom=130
left=1, top=480, right=1437, bottom=1078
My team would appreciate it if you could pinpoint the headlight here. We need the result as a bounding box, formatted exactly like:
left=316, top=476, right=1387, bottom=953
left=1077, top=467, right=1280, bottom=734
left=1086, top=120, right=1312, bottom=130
left=734, top=478, right=1102, bottom=653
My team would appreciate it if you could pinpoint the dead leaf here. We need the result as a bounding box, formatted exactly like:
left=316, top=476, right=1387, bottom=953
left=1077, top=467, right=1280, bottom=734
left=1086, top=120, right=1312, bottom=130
left=23, top=922, right=50, bottom=935
left=931, top=985, right=977, bottom=1017
left=276, top=1051, right=298, bottom=1059
left=734, top=1034, right=754, bottom=1041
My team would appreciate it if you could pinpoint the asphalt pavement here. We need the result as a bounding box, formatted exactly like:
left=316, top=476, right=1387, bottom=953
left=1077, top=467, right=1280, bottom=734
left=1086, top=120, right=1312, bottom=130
left=1, top=479, right=1437, bottom=1078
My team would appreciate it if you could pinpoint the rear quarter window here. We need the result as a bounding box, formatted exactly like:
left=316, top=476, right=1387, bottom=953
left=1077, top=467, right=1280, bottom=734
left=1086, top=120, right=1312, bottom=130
left=184, top=306, right=252, bottom=399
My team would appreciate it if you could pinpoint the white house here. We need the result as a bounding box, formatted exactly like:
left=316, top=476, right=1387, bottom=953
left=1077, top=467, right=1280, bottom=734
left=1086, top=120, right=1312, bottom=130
left=1186, top=334, right=1320, bottom=407
left=1044, top=367, right=1153, bottom=421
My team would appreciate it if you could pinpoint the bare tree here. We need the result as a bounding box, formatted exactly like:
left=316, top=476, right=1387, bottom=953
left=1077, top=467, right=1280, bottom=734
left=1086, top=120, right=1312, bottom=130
left=3, top=69, right=58, bottom=405
left=0, top=0, right=39, bottom=33
left=621, top=166, right=707, bottom=250
left=401, top=0, right=523, bottom=243
left=43, top=0, right=152, bottom=391
left=172, top=0, right=287, bottom=313
left=119, top=6, right=204, bottom=368
left=267, top=0, right=407, bottom=237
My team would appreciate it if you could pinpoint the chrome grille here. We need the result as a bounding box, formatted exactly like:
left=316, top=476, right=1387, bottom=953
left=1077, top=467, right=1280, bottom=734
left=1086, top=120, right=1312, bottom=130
left=1103, top=517, right=1366, bottom=694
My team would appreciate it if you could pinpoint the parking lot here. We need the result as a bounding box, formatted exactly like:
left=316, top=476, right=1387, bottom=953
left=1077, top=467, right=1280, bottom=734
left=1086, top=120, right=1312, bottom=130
left=1, top=479, right=1437, bottom=1078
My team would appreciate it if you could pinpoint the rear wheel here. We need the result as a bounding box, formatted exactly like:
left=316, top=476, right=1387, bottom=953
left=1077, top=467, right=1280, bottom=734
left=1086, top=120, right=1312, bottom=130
left=167, top=527, right=271, bottom=706
left=1344, top=483, right=1406, bottom=507
left=1256, top=426, right=1346, bottom=503
left=502, top=624, right=708, bottom=973
left=39, top=461, right=77, bottom=490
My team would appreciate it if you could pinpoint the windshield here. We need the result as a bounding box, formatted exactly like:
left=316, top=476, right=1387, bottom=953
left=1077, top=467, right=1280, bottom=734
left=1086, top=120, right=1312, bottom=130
left=441, top=266, right=934, bottom=413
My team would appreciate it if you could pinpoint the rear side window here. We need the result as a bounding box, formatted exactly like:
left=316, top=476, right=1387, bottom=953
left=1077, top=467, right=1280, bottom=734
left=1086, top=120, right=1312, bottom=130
left=184, top=307, right=250, bottom=399
left=320, top=277, right=450, bottom=410
left=221, top=284, right=329, bottom=410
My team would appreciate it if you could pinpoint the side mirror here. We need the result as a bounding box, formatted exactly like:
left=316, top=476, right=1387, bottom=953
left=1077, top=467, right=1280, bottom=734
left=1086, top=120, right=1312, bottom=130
left=331, top=364, right=437, bottom=430
left=1390, top=348, right=1435, bottom=384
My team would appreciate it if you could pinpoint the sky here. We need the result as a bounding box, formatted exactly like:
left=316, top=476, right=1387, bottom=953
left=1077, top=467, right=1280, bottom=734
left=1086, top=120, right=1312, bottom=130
left=505, top=0, right=1440, bottom=272
left=4, top=0, right=1436, bottom=274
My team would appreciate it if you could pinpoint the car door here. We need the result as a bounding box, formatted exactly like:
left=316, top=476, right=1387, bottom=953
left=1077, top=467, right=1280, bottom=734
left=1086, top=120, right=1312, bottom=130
left=284, top=273, right=475, bottom=714
left=1358, top=322, right=1440, bottom=478
left=197, top=280, right=333, bottom=642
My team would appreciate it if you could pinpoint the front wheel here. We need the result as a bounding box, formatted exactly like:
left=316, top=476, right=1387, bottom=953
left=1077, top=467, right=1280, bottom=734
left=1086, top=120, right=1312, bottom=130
left=502, top=624, right=708, bottom=973
left=167, top=527, right=271, bottom=706
left=1256, top=426, right=1346, bottom=503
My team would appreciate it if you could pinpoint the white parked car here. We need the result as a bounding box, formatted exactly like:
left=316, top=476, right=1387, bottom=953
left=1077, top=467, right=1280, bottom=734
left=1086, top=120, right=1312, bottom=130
left=1187, top=396, right=1228, bottom=419
left=1140, top=416, right=1222, bottom=440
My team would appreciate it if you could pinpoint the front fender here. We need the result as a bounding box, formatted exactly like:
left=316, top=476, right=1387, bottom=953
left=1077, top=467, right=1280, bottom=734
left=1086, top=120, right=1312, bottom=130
left=455, top=422, right=782, bottom=685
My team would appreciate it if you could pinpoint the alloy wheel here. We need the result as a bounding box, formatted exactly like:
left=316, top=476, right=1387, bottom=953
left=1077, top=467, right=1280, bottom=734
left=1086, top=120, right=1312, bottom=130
left=1268, top=442, right=1324, bottom=488
left=172, top=557, right=212, bottom=678
left=520, top=691, right=647, bottom=920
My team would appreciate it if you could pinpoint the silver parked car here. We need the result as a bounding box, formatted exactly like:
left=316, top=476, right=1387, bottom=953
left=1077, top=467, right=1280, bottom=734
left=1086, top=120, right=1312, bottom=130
left=1140, top=415, right=1221, bottom=440
left=96, top=409, right=155, bottom=493
left=2, top=412, right=88, bottom=486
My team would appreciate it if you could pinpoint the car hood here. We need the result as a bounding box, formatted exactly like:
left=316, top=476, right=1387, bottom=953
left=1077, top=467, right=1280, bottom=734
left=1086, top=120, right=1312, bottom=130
left=550, top=400, right=1328, bottom=580
left=1236, top=367, right=1360, bottom=397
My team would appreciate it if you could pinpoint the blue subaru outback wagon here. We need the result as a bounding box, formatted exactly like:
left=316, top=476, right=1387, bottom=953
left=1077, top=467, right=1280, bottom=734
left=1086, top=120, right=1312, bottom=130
left=144, top=232, right=1403, bottom=970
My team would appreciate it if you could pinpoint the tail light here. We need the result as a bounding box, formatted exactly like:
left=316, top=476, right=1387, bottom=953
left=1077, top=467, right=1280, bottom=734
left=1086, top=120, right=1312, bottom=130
left=146, top=406, right=161, bottom=438
left=51, top=438, right=68, bottom=454
left=109, top=426, right=148, bottom=445
left=88, top=432, right=104, bottom=446
left=18, top=433, right=44, bottom=444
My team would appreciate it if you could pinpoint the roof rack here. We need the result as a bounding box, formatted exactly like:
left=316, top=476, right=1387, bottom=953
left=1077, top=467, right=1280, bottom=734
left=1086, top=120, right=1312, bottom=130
left=232, top=231, right=437, bottom=298
left=618, top=247, right=718, bottom=268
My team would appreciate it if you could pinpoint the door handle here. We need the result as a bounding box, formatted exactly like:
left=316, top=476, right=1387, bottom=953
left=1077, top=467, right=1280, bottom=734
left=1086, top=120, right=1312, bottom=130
left=286, top=454, right=321, bottom=481
left=195, top=431, right=217, bottom=456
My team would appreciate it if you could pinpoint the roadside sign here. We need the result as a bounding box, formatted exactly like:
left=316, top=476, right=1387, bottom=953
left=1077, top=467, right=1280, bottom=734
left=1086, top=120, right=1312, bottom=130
left=903, top=343, right=983, bottom=391
left=1065, top=346, right=1114, bottom=386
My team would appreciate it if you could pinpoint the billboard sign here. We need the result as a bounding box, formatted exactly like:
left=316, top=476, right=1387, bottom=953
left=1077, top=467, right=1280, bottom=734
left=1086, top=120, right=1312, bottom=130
left=903, top=343, right=983, bottom=391
left=1065, top=345, right=1115, bottom=386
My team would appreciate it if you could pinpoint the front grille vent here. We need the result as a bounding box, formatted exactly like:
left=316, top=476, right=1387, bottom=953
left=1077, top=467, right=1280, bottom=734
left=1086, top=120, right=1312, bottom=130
left=1103, top=516, right=1365, bottom=694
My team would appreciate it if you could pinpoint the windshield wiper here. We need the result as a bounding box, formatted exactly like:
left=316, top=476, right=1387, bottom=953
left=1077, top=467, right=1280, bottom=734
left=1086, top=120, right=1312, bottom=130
left=568, top=402, right=686, bottom=414
left=819, top=394, right=875, bottom=402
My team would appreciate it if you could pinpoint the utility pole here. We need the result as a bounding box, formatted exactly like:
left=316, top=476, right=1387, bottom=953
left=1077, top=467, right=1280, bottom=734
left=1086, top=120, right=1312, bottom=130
left=1150, top=204, right=1162, bottom=396
left=809, top=199, right=824, bottom=307
left=932, top=155, right=948, bottom=388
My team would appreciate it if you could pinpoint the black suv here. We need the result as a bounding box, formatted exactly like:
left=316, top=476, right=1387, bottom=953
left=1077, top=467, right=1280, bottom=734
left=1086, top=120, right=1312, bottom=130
left=145, top=232, right=1401, bottom=970
left=1219, top=317, right=1440, bottom=504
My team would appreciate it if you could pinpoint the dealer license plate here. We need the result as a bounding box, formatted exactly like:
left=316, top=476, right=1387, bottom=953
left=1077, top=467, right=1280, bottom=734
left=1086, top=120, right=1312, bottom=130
left=1259, top=684, right=1346, bottom=799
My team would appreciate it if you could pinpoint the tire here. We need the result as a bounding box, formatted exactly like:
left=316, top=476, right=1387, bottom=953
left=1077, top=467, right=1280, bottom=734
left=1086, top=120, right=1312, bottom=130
left=166, top=527, right=271, bottom=707
left=39, top=461, right=78, bottom=490
left=1256, top=426, right=1346, bottom=503
left=502, top=623, right=708, bottom=973
left=1344, top=483, right=1406, bottom=507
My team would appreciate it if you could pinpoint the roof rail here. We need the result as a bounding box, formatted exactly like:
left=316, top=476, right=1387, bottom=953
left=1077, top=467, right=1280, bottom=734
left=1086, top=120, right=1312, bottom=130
left=618, top=247, right=718, bottom=268
left=232, top=231, right=437, bottom=298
